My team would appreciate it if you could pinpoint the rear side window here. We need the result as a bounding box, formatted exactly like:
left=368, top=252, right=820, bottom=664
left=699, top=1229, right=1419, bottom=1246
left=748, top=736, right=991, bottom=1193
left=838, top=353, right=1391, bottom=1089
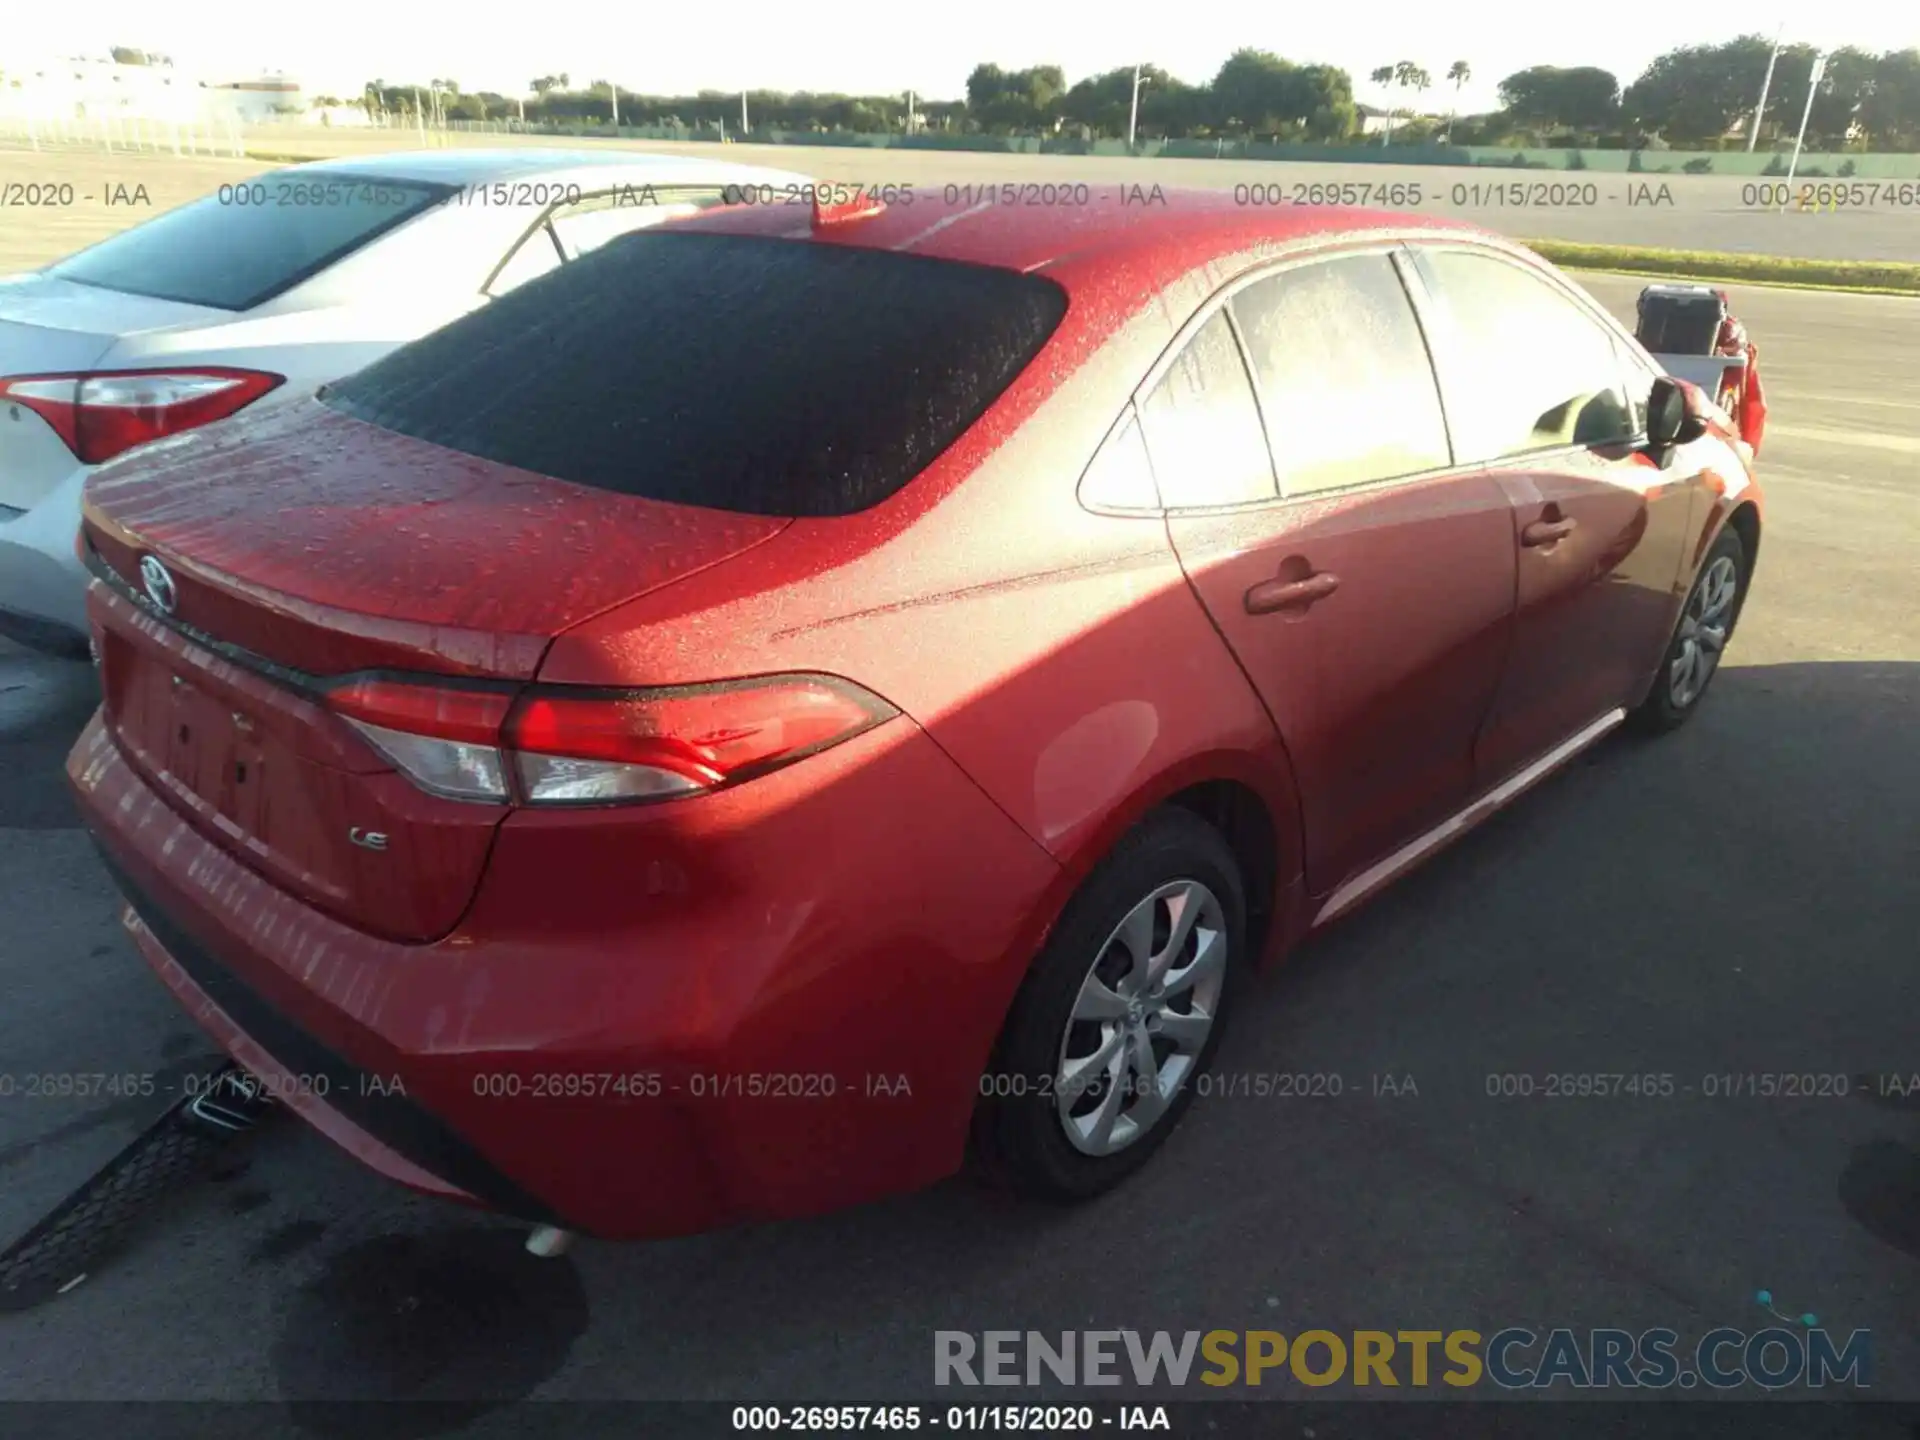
left=1137, top=312, right=1277, bottom=509
left=1230, top=253, right=1452, bottom=497
left=1416, top=248, right=1637, bottom=461
left=488, top=223, right=564, bottom=297
left=48, top=176, right=448, bottom=311
left=1634, top=292, right=1722, bottom=354
left=1077, top=411, right=1159, bottom=511
left=323, top=231, right=1069, bottom=518
left=548, top=186, right=735, bottom=260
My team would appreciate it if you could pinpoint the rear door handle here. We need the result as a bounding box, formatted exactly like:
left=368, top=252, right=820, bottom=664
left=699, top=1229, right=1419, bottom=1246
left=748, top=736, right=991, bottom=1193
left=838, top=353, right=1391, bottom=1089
left=1245, top=571, right=1341, bottom=615
left=1521, top=517, right=1577, bottom=547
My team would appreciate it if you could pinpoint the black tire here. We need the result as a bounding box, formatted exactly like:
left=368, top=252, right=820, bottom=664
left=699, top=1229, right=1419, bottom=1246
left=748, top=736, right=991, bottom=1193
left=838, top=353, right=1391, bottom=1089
left=973, top=806, right=1246, bottom=1201
left=1631, top=525, right=1748, bottom=735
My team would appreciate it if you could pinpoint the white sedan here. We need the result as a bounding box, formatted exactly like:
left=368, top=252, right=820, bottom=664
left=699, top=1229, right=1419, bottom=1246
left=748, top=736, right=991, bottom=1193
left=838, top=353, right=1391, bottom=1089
left=0, top=147, right=813, bottom=656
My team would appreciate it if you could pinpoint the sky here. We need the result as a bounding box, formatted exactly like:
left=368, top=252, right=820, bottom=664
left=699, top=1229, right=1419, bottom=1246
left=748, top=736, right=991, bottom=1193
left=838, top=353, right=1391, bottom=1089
left=6, top=1, right=1914, bottom=115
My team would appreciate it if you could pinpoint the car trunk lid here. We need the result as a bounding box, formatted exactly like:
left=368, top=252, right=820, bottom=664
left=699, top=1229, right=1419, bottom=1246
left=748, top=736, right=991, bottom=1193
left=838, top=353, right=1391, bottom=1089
left=81, top=397, right=791, bottom=941
left=82, top=396, right=791, bottom=679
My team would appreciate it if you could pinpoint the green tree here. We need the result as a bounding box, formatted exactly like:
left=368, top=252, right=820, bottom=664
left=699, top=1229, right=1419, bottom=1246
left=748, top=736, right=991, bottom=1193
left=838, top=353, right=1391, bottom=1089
left=1793, top=46, right=1876, bottom=147
left=1444, top=59, right=1471, bottom=139
left=1060, top=65, right=1168, bottom=136
left=1498, top=65, right=1620, bottom=132
left=1398, top=62, right=1432, bottom=122
left=1858, top=49, right=1920, bottom=148
left=1624, top=36, right=1772, bottom=144
left=1211, top=50, right=1353, bottom=139
left=964, top=62, right=1066, bottom=132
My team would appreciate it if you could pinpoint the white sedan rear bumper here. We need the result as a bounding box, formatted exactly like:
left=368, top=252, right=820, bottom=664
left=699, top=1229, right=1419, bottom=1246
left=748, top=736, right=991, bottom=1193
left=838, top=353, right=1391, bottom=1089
left=0, top=461, right=90, bottom=655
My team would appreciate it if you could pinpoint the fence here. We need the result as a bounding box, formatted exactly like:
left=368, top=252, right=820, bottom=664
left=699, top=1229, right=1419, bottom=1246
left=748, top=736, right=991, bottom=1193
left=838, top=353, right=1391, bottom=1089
left=417, top=119, right=1920, bottom=177
left=0, top=110, right=247, bottom=158
left=8, top=107, right=1917, bottom=179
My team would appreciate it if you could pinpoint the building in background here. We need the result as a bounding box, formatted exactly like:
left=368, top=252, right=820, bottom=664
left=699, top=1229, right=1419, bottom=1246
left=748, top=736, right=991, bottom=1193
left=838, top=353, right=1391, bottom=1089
left=0, top=56, right=364, bottom=126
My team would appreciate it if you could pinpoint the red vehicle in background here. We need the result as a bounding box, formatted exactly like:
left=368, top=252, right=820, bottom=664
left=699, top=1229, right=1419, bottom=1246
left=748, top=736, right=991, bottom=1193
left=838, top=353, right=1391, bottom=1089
left=67, top=193, right=1764, bottom=1243
left=1634, top=283, right=1769, bottom=457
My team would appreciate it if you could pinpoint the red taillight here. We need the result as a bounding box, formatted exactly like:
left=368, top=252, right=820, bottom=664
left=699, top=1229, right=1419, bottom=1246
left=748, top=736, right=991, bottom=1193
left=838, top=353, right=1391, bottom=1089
left=0, top=368, right=284, bottom=464
left=1717, top=363, right=1745, bottom=412
left=328, top=679, right=516, bottom=746
left=326, top=678, right=518, bottom=803
left=322, top=673, right=896, bottom=807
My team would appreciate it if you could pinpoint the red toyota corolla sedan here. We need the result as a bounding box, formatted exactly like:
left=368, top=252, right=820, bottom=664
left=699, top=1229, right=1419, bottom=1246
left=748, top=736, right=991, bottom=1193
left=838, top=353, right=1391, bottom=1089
left=67, top=189, right=1762, bottom=1240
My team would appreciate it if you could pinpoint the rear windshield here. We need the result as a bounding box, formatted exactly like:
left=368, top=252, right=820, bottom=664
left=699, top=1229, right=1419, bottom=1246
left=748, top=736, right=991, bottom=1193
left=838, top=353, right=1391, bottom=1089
left=320, top=230, right=1070, bottom=518
left=48, top=174, right=450, bottom=311
left=1634, top=297, right=1723, bottom=355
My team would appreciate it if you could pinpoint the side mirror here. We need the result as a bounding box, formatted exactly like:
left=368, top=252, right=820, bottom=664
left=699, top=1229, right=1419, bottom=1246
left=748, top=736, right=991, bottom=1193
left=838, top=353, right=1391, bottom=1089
left=1647, top=376, right=1708, bottom=449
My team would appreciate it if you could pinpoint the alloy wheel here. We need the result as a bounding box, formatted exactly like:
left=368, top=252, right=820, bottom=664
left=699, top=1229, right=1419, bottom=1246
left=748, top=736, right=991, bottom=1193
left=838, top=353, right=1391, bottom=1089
left=1054, top=880, right=1227, bottom=1157
left=1668, top=554, right=1739, bottom=709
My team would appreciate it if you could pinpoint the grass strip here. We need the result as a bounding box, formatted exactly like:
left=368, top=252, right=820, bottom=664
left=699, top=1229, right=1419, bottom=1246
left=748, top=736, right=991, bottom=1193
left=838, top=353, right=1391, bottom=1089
left=1529, top=240, right=1920, bottom=296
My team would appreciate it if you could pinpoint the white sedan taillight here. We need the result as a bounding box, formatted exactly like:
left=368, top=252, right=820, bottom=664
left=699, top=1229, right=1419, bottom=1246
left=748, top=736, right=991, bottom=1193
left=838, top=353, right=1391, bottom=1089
left=324, top=674, right=897, bottom=806
left=0, top=368, right=284, bottom=464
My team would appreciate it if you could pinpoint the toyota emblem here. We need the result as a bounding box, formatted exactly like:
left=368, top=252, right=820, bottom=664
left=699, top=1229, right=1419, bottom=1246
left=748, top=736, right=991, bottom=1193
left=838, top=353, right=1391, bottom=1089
left=139, top=555, right=177, bottom=615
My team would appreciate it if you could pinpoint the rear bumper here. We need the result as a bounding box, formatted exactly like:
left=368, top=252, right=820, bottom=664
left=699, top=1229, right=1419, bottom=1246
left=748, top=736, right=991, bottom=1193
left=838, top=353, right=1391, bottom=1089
left=0, top=459, right=89, bottom=654
left=96, top=843, right=555, bottom=1222
left=0, top=602, right=90, bottom=658
left=69, top=705, right=1061, bottom=1240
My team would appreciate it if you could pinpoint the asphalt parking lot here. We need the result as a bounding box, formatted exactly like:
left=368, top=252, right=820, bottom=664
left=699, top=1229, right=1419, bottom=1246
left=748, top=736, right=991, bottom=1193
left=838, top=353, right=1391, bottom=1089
left=0, top=243, right=1917, bottom=1429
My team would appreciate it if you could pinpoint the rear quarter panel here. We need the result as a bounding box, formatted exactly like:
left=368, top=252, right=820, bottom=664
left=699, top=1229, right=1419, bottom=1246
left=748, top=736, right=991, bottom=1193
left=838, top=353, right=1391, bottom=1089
left=540, top=274, right=1309, bottom=951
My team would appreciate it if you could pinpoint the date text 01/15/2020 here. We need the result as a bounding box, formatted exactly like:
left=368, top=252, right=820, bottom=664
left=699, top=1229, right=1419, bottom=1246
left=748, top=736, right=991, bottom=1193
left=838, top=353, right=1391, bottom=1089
left=1482, top=1073, right=1857, bottom=1099
left=977, top=1070, right=1417, bottom=1101
left=464, top=1071, right=916, bottom=1101
left=730, top=1406, right=1171, bottom=1432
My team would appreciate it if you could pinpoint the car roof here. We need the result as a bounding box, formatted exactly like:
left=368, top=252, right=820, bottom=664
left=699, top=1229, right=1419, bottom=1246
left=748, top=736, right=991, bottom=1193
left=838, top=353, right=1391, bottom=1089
left=672, top=186, right=1504, bottom=300
left=282, top=147, right=807, bottom=187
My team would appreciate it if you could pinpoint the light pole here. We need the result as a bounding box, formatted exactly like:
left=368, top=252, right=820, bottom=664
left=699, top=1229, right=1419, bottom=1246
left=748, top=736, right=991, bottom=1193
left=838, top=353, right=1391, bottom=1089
left=1128, top=64, right=1148, bottom=148
left=1780, top=48, right=1827, bottom=206
left=741, top=91, right=748, bottom=135
left=1747, top=24, right=1785, bottom=151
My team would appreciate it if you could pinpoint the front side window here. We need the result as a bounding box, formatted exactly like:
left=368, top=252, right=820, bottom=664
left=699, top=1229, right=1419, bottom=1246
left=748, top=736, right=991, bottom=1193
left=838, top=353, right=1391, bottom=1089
left=1616, top=337, right=1660, bottom=438
left=1230, top=253, right=1453, bottom=497
left=1416, top=248, right=1637, bottom=462
left=1137, top=311, right=1277, bottom=510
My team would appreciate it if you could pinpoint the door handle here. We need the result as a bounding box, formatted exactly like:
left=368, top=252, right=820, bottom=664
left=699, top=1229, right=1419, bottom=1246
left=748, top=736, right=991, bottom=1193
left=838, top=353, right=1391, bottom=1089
left=1245, top=570, right=1341, bottom=615
left=1521, top=517, right=1577, bottom=547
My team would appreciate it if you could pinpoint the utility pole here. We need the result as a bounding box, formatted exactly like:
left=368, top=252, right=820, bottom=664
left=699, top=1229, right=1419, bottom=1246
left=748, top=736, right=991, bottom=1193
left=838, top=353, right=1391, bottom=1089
left=610, top=82, right=619, bottom=129
left=1781, top=49, right=1827, bottom=206
left=1128, top=64, right=1146, bottom=148
left=1748, top=24, right=1785, bottom=151
left=741, top=91, right=749, bottom=135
